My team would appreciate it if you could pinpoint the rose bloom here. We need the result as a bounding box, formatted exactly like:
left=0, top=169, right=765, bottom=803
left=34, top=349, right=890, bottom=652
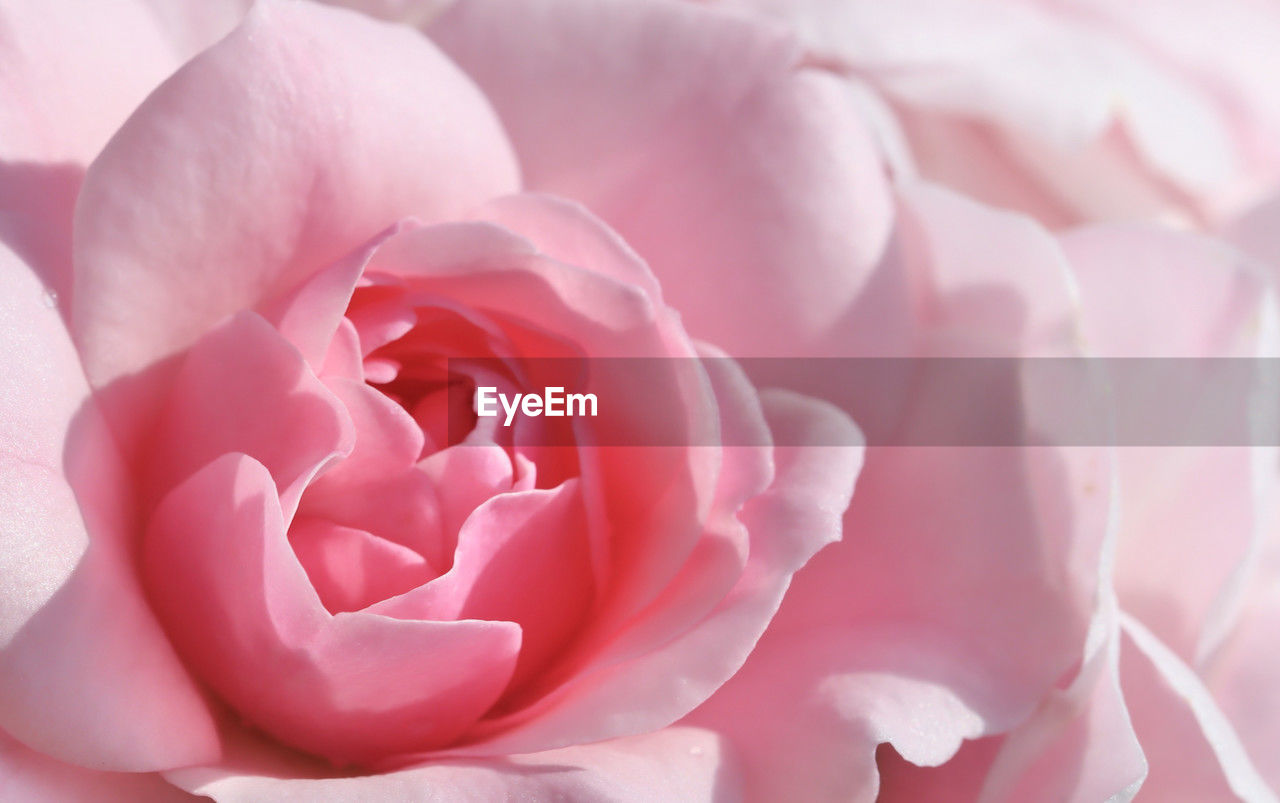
left=715, top=0, right=1280, bottom=231
left=871, top=220, right=1280, bottom=802
left=3, top=1, right=1280, bottom=802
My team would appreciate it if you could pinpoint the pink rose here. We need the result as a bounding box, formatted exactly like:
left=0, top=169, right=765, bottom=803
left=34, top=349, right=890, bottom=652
left=718, top=0, right=1280, bottom=230
left=7, top=0, right=1280, bottom=801
left=873, top=221, right=1280, bottom=801
left=685, top=183, right=1118, bottom=800
left=2, top=0, right=877, bottom=798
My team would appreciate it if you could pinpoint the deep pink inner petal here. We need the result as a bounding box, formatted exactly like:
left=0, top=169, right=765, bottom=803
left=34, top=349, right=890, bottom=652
left=144, top=453, right=522, bottom=766
left=149, top=311, right=355, bottom=520
left=372, top=482, right=593, bottom=692
left=289, top=517, right=432, bottom=614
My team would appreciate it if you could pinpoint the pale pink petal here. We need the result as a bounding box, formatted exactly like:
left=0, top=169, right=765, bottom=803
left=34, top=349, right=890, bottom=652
left=0, top=244, right=218, bottom=771
left=775, top=188, right=1104, bottom=712
left=805, top=180, right=1087, bottom=363
left=143, top=453, right=522, bottom=766
left=964, top=620, right=1146, bottom=801
left=0, top=0, right=249, bottom=164
left=1205, top=583, right=1280, bottom=790
left=168, top=726, right=736, bottom=802
left=72, top=0, right=519, bottom=443
left=132, top=0, right=252, bottom=55
left=1062, top=226, right=1270, bottom=359
left=318, top=0, right=453, bottom=25
left=1029, top=0, right=1280, bottom=217
left=1229, top=193, right=1280, bottom=269
left=473, top=193, right=663, bottom=300
left=726, top=0, right=1240, bottom=226
left=1112, top=447, right=1261, bottom=660
left=430, top=0, right=893, bottom=356
left=0, top=729, right=196, bottom=802
left=877, top=739, right=1002, bottom=802
left=893, top=184, right=1087, bottom=356
left=887, top=113, right=1079, bottom=229
left=683, top=186, right=1111, bottom=798
left=1062, top=226, right=1278, bottom=661
left=689, top=624, right=984, bottom=802
left=300, top=465, right=447, bottom=571
left=698, top=348, right=775, bottom=515
left=1120, top=614, right=1275, bottom=802
left=877, top=588, right=1146, bottom=803
left=150, top=312, right=355, bottom=521
left=0, top=163, right=80, bottom=318
left=716, top=590, right=1130, bottom=802
left=0, top=245, right=89, bottom=475
left=257, top=229, right=398, bottom=370
left=895, top=430, right=1142, bottom=803
left=1056, top=222, right=1280, bottom=799
left=368, top=222, right=655, bottom=339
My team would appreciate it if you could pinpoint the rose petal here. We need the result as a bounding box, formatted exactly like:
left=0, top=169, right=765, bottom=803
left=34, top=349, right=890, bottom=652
left=1029, top=0, right=1280, bottom=215
left=887, top=113, right=1079, bottom=229
left=72, top=0, right=519, bottom=448
left=1120, top=613, right=1275, bottom=802
left=0, top=243, right=218, bottom=771
left=144, top=453, right=522, bottom=765
left=318, top=0, right=453, bottom=25
left=418, top=444, right=520, bottom=540
left=312, top=379, right=424, bottom=483
left=372, top=482, right=593, bottom=689
left=1205, top=582, right=1280, bottom=790
left=343, top=286, right=419, bottom=358
left=948, top=617, right=1146, bottom=801
left=3, top=0, right=250, bottom=311
left=464, top=391, right=861, bottom=756
left=0, top=162, right=81, bottom=318
left=319, top=319, right=365, bottom=382
left=727, top=0, right=1241, bottom=225
left=1062, top=225, right=1279, bottom=661
left=682, top=185, right=1111, bottom=798
left=575, top=349, right=775, bottom=673
left=0, top=0, right=248, bottom=164
left=895, top=183, right=1086, bottom=356
left=150, top=312, right=355, bottom=521
left=367, top=219, right=723, bottom=622
left=1063, top=226, right=1271, bottom=359
left=168, top=725, right=737, bottom=802
left=430, top=0, right=893, bottom=356
left=1229, top=193, right=1280, bottom=270
left=369, top=221, right=655, bottom=338
left=473, top=193, right=663, bottom=300
left=294, top=379, right=448, bottom=565
left=877, top=739, right=1003, bottom=802
left=288, top=518, right=431, bottom=614
left=689, top=623, right=986, bottom=802
left=0, top=728, right=196, bottom=802
left=884, top=435, right=1144, bottom=803
left=257, top=228, right=398, bottom=370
